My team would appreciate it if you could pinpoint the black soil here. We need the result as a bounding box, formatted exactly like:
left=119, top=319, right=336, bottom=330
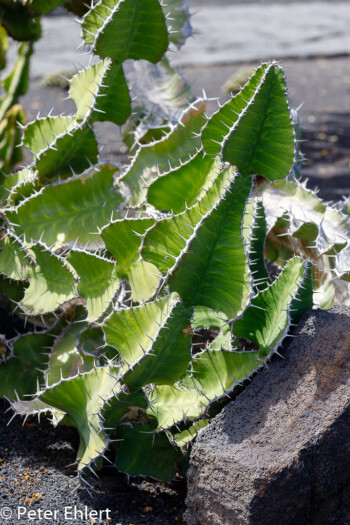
left=0, top=400, right=187, bottom=525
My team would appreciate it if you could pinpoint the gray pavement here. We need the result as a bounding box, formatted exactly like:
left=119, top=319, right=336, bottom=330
left=5, top=2, right=350, bottom=78
left=174, top=2, right=350, bottom=66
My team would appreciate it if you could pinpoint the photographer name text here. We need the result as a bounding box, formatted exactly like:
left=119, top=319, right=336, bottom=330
left=0, top=505, right=112, bottom=521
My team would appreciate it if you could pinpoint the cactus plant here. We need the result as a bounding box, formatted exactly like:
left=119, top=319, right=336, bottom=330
left=0, top=0, right=349, bottom=485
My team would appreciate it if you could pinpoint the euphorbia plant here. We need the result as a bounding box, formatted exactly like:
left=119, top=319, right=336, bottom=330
left=0, top=0, right=349, bottom=484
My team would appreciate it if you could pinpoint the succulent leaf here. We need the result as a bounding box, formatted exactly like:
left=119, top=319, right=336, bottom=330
left=0, top=104, right=25, bottom=172
left=68, top=251, right=120, bottom=322
left=181, top=349, right=261, bottom=402
left=69, top=59, right=131, bottom=125
left=20, top=245, right=78, bottom=315
left=202, top=63, right=294, bottom=181
left=0, top=332, right=55, bottom=399
left=101, top=217, right=154, bottom=278
left=7, top=164, right=123, bottom=247
left=35, top=125, right=99, bottom=182
left=262, top=178, right=350, bottom=253
left=0, top=167, right=37, bottom=206
left=168, top=173, right=253, bottom=319
left=0, top=233, right=33, bottom=281
left=122, top=301, right=193, bottom=390
left=27, top=0, right=68, bottom=16
left=22, top=116, right=76, bottom=156
left=147, top=385, right=207, bottom=429
left=148, top=153, right=221, bottom=214
left=114, top=420, right=183, bottom=481
left=39, top=366, right=118, bottom=471
left=127, top=260, right=161, bottom=303
left=0, top=42, right=32, bottom=120
left=247, top=199, right=271, bottom=292
left=142, top=165, right=232, bottom=276
left=121, top=101, right=206, bottom=206
left=0, top=26, right=8, bottom=70
left=0, top=4, right=40, bottom=42
left=164, top=0, right=191, bottom=47
left=233, top=257, right=313, bottom=358
left=82, top=0, right=169, bottom=64
left=46, top=323, right=93, bottom=386
left=103, top=293, right=178, bottom=366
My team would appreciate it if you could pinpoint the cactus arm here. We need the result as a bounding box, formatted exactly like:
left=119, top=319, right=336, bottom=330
left=67, top=251, right=120, bottom=322
left=8, top=397, right=67, bottom=426
left=262, top=179, right=350, bottom=253
left=0, top=105, right=25, bottom=172
left=77, top=325, right=114, bottom=360
left=21, top=116, right=99, bottom=182
left=0, top=4, right=40, bottom=41
left=168, top=174, right=253, bottom=319
left=45, top=323, right=93, bottom=386
left=174, top=419, right=209, bottom=447
left=82, top=0, right=169, bottom=64
left=7, top=164, right=124, bottom=247
left=0, top=332, right=55, bottom=398
left=122, top=301, right=193, bottom=390
left=20, top=245, right=78, bottom=315
left=191, top=306, right=228, bottom=331
left=0, top=26, right=8, bottom=70
left=121, top=101, right=206, bottom=206
left=100, top=218, right=160, bottom=302
left=35, top=125, right=99, bottom=182
left=127, top=260, right=161, bottom=302
left=0, top=42, right=32, bottom=120
left=147, top=385, right=207, bottom=429
left=38, top=366, right=119, bottom=472
left=0, top=232, right=33, bottom=281
left=147, top=153, right=221, bottom=214
left=335, top=244, right=350, bottom=282
left=142, top=165, right=232, bottom=276
left=202, top=63, right=294, bottom=181
left=181, top=349, right=260, bottom=403
left=247, top=199, right=271, bottom=292
left=63, top=0, right=91, bottom=16
left=103, top=293, right=178, bottom=366
left=27, top=0, right=69, bottom=15
left=202, top=64, right=270, bottom=156
left=0, top=273, right=26, bottom=302
left=165, top=0, right=192, bottom=47
left=101, top=217, right=154, bottom=278
left=0, top=168, right=37, bottom=205
left=100, top=390, right=148, bottom=428
left=261, top=179, right=350, bottom=305
left=113, top=420, right=183, bottom=481
left=234, top=257, right=313, bottom=359
left=22, top=116, right=76, bottom=155
left=123, top=56, right=194, bottom=152
left=69, top=59, right=131, bottom=125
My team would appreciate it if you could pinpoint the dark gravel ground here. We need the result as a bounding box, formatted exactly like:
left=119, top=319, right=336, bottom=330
left=0, top=400, right=187, bottom=525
